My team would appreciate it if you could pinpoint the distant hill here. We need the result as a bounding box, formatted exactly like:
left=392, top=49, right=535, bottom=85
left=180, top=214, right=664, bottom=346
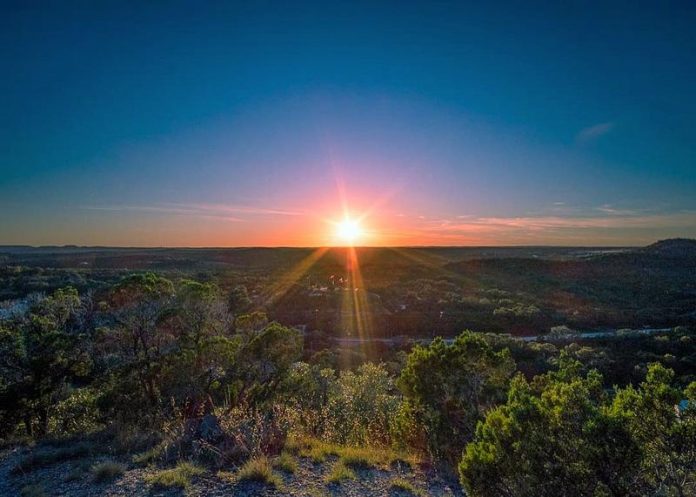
left=640, top=238, right=696, bottom=258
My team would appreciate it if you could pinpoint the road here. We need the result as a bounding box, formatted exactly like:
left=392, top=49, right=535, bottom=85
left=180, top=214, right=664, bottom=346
left=329, top=327, right=675, bottom=346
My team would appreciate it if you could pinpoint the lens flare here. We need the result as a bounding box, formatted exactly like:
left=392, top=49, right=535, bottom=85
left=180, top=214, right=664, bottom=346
left=337, top=219, right=362, bottom=245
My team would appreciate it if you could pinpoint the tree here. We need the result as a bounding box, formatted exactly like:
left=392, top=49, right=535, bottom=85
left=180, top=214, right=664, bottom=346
left=233, top=322, right=303, bottom=405
left=459, top=358, right=641, bottom=497
left=613, top=363, right=696, bottom=497
left=228, top=284, right=252, bottom=315
left=398, top=331, right=515, bottom=462
left=0, top=287, right=90, bottom=436
left=99, top=273, right=174, bottom=414
left=157, top=280, right=238, bottom=411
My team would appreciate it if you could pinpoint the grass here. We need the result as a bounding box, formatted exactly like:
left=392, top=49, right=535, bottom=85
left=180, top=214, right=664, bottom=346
left=110, top=425, right=161, bottom=455
left=287, top=436, right=340, bottom=463
left=325, top=461, right=356, bottom=484
left=273, top=451, right=298, bottom=473
left=132, top=443, right=164, bottom=465
left=20, top=484, right=46, bottom=497
left=146, top=462, right=205, bottom=490
left=307, top=488, right=331, bottom=497
left=339, top=446, right=381, bottom=469
left=287, top=435, right=418, bottom=469
left=389, top=478, right=427, bottom=497
left=91, top=460, right=126, bottom=483
left=64, top=461, right=91, bottom=482
left=236, top=456, right=283, bottom=488
left=11, top=442, right=93, bottom=474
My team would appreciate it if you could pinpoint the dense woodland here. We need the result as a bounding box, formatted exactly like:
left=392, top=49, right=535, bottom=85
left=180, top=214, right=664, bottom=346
left=1, top=241, right=695, bottom=496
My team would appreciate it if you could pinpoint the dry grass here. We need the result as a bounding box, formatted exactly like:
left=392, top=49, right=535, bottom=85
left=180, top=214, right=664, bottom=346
left=131, top=443, right=165, bottom=466
left=91, top=460, right=126, bottom=483
left=273, top=451, right=298, bottom=473
left=146, top=462, right=205, bottom=490
left=11, top=442, right=93, bottom=474
left=64, top=461, right=91, bottom=482
left=389, top=478, right=427, bottom=497
left=339, top=446, right=382, bottom=469
left=307, top=488, right=331, bottom=497
left=288, top=435, right=418, bottom=470
left=236, top=456, right=283, bottom=488
left=286, top=435, right=340, bottom=463
left=325, top=461, right=356, bottom=484
left=20, top=484, right=46, bottom=497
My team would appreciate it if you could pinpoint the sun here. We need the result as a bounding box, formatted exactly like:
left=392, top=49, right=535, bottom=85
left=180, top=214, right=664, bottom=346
left=336, top=219, right=362, bottom=245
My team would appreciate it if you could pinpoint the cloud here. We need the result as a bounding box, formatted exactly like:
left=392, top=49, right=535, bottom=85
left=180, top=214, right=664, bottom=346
left=178, top=202, right=305, bottom=216
left=413, top=210, right=696, bottom=245
left=81, top=202, right=306, bottom=221
left=594, top=204, right=643, bottom=216
left=431, top=212, right=696, bottom=231
left=576, top=121, right=615, bottom=144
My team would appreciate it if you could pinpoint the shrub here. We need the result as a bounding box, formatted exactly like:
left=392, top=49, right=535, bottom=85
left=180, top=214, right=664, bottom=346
left=91, top=461, right=126, bottom=483
left=323, top=363, right=400, bottom=446
left=109, top=424, right=162, bottom=456
left=50, top=388, right=102, bottom=435
left=399, top=331, right=515, bottom=462
left=459, top=363, right=641, bottom=497
left=388, top=399, right=428, bottom=454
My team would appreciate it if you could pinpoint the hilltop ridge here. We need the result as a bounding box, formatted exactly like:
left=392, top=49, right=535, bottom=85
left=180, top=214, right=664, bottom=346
left=640, top=238, right=696, bottom=257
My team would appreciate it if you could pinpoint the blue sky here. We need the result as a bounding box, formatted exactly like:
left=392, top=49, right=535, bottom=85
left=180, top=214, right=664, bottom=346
left=1, top=1, right=695, bottom=246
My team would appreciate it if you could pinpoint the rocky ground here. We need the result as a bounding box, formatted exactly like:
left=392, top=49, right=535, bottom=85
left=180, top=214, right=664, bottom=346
left=0, top=442, right=463, bottom=497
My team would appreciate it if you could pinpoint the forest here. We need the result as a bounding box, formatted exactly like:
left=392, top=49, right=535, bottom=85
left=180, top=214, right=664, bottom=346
left=1, top=243, right=695, bottom=496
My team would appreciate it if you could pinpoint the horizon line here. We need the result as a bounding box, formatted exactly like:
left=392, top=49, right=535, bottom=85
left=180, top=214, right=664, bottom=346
left=0, top=243, right=648, bottom=250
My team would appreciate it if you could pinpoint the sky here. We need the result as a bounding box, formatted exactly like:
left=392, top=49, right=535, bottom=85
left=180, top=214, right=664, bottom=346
left=1, top=1, right=695, bottom=247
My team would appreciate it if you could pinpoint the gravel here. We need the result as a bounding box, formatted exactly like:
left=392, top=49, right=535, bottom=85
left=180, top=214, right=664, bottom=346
left=0, top=444, right=464, bottom=497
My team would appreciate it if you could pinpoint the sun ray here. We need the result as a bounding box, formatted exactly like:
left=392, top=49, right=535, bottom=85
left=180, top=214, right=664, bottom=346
left=263, top=247, right=329, bottom=305
left=338, top=246, right=375, bottom=366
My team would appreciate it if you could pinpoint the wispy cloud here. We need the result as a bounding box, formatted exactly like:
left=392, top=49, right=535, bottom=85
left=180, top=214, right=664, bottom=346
left=429, top=212, right=696, bottom=231
left=594, top=204, right=644, bottom=216
left=178, top=202, right=305, bottom=216
left=81, top=202, right=306, bottom=221
left=576, top=121, right=615, bottom=144
left=409, top=210, right=696, bottom=245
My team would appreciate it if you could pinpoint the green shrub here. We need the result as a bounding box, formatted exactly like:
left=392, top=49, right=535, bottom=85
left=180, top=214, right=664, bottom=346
left=50, top=388, right=102, bottom=435
left=399, top=332, right=514, bottom=462
left=326, top=364, right=400, bottom=445
left=459, top=362, right=641, bottom=497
